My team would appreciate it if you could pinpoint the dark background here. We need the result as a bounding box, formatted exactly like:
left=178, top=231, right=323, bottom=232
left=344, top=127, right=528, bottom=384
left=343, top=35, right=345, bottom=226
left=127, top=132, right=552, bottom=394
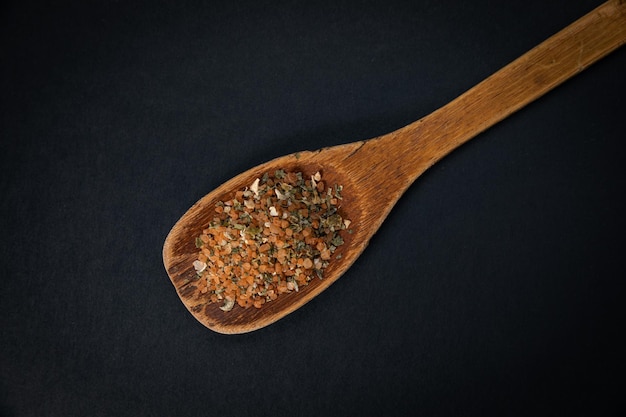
left=2, top=0, right=624, bottom=416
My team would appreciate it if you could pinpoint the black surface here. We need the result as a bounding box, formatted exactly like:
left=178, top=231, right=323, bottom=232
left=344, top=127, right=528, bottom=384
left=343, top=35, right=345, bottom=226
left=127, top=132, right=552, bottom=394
left=2, top=1, right=625, bottom=416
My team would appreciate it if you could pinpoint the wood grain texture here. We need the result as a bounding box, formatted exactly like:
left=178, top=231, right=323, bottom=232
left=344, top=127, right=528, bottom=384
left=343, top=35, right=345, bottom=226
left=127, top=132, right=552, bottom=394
left=163, top=0, right=626, bottom=334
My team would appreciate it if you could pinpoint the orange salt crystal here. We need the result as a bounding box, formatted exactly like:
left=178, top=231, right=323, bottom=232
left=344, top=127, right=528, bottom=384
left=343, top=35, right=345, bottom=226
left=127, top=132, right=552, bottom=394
left=269, top=223, right=281, bottom=235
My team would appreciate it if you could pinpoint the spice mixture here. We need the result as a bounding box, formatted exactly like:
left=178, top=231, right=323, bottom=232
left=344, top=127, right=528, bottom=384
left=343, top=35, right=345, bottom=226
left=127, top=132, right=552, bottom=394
left=193, top=170, right=350, bottom=311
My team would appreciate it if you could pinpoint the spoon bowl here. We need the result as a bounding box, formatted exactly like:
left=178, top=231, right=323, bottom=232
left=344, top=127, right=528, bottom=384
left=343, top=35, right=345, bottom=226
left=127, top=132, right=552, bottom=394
left=162, top=149, right=370, bottom=334
left=163, top=0, right=625, bottom=334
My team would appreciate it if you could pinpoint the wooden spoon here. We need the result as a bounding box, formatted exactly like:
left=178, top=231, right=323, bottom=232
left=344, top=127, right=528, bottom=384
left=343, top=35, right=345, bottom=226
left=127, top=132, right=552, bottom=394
left=163, top=1, right=625, bottom=334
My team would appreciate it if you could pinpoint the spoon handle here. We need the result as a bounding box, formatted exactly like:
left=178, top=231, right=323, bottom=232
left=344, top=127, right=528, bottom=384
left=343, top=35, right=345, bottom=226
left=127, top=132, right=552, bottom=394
left=345, top=0, right=625, bottom=192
